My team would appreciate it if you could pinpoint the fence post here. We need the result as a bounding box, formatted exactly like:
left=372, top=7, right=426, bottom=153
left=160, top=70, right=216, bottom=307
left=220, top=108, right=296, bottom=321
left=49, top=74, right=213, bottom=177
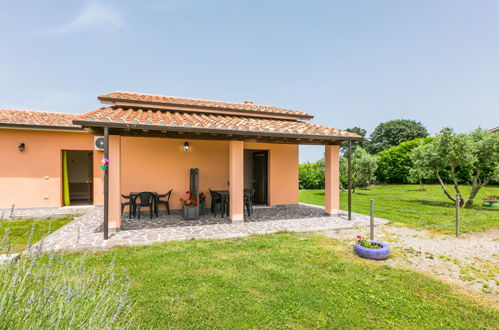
left=370, top=199, right=374, bottom=240
left=455, top=194, right=460, bottom=237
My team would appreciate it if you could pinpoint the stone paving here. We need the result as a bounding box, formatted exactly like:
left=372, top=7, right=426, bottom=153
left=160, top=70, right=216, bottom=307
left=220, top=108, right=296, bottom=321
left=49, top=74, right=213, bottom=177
left=31, top=204, right=389, bottom=252
left=0, top=205, right=94, bottom=220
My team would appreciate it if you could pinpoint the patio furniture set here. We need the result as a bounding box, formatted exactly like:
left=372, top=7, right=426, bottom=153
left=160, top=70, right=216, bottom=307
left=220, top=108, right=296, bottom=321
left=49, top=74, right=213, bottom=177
left=121, top=189, right=255, bottom=221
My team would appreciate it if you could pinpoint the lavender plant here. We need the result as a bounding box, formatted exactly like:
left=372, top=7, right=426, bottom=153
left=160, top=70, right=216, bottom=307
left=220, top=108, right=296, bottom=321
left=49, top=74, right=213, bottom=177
left=0, top=227, right=134, bottom=328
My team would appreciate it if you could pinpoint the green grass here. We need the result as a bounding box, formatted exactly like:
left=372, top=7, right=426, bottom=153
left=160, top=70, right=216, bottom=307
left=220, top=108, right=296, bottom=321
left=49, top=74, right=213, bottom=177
left=77, top=233, right=498, bottom=329
left=300, top=184, right=499, bottom=233
left=0, top=217, right=72, bottom=252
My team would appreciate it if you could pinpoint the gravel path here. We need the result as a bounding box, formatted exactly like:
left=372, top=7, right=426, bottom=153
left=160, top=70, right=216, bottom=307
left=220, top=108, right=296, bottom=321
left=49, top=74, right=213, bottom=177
left=321, top=225, right=499, bottom=305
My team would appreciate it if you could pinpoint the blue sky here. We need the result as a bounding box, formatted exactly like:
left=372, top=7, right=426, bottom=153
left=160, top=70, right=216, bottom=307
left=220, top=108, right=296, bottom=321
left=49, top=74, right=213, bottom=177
left=1, top=0, right=497, bottom=162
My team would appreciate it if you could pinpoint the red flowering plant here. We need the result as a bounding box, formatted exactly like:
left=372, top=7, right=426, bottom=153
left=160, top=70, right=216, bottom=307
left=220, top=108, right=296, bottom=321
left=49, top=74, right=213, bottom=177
left=179, top=191, right=199, bottom=208
left=199, top=192, right=206, bottom=202
left=483, top=195, right=498, bottom=204
left=356, top=235, right=382, bottom=249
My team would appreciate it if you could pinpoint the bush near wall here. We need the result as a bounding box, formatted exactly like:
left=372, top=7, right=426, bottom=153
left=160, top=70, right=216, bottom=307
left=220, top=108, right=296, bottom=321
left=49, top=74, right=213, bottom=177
left=299, top=163, right=325, bottom=189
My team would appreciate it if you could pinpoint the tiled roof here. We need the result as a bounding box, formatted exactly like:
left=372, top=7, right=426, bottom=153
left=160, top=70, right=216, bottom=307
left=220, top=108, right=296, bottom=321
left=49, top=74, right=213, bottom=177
left=0, top=109, right=81, bottom=129
left=98, top=91, right=314, bottom=120
left=76, top=107, right=361, bottom=140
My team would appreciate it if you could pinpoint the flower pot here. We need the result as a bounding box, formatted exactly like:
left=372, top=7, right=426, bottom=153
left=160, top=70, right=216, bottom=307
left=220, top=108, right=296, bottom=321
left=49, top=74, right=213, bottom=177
left=182, top=205, right=199, bottom=220
left=354, top=240, right=390, bottom=260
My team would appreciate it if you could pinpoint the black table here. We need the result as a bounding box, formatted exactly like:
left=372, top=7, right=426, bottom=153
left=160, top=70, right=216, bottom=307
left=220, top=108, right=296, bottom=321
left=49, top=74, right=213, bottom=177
left=213, top=190, right=229, bottom=217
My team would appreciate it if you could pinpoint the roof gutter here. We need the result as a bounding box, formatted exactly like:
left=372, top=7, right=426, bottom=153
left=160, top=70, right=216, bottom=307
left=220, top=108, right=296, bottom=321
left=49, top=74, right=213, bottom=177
left=73, top=120, right=363, bottom=142
left=0, top=123, right=85, bottom=132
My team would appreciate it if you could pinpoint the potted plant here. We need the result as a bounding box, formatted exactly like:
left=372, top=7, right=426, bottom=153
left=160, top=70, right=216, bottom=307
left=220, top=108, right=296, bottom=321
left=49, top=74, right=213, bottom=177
left=180, top=191, right=199, bottom=220
left=199, top=192, right=206, bottom=214
left=354, top=235, right=390, bottom=260
left=482, top=195, right=499, bottom=208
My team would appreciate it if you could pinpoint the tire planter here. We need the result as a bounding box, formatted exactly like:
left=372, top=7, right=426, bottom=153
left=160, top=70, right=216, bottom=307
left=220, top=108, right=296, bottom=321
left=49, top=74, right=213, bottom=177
left=354, top=240, right=390, bottom=260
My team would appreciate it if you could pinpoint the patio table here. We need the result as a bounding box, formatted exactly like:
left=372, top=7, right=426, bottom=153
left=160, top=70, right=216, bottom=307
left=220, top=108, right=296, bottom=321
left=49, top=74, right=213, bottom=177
left=213, top=190, right=229, bottom=217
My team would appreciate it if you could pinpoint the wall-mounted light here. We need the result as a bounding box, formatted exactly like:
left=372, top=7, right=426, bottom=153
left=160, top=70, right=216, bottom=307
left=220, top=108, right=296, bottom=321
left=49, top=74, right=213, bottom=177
left=18, top=143, right=25, bottom=152
left=184, top=141, right=190, bottom=151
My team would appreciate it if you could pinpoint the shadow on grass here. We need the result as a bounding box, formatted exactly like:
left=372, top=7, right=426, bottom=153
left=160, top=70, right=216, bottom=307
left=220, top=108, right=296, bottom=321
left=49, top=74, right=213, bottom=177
left=407, top=199, right=499, bottom=211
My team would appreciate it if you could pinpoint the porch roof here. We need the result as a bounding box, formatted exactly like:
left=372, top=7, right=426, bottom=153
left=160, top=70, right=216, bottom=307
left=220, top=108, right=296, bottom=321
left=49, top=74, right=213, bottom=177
left=74, top=106, right=362, bottom=144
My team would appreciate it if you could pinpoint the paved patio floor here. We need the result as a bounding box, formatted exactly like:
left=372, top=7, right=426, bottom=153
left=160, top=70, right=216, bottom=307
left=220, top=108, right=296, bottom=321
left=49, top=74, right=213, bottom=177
left=32, top=204, right=389, bottom=252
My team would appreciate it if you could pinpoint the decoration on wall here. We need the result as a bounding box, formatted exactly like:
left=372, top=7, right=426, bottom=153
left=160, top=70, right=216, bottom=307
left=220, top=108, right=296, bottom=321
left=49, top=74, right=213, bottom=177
left=100, top=156, right=110, bottom=171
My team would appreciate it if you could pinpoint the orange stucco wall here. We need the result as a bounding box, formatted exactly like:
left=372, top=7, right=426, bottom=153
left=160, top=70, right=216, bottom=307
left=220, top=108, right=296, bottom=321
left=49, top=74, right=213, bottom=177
left=0, top=129, right=104, bottom=208
left=118, top=137, right=299, bottom=211
left=244, top=142, right=299, bottom=206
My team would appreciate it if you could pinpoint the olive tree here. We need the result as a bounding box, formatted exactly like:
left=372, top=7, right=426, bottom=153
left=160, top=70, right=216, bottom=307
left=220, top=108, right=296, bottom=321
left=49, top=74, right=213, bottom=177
left=410, top=128, right=499, bottom=207
left=340, top=147, right=378, bottom=192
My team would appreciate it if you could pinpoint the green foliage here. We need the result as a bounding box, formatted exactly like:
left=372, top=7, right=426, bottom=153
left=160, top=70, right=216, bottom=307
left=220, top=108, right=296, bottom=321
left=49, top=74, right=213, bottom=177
left=369, top=119, right=429, bottom=153
left=411, top=128, right=499, bottom=206
left=76, top=233, right=498, bottom=328
left=340, top=147, right=378, bottom=190
left=340, top=127, right=371, bottom=153
left=299, top=162, right=324, bottom=189
left=377, top=137, right=433, bottom=183
left=0, top=230, right=134, bottom=328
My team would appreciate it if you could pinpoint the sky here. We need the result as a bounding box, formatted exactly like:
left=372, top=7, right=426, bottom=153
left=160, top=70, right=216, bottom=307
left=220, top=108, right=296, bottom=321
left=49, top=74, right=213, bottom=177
left=0, top=0, right=498, bottom=163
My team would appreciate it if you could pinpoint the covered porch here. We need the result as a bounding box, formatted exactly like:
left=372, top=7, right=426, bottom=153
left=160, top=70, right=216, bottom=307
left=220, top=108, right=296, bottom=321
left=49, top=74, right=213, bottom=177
left=73, top=91, right=362, bottom=238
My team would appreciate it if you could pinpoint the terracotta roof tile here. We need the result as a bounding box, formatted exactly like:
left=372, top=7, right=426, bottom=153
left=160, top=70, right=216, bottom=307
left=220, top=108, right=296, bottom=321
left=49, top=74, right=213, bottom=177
left=76, top=107, right=361, bottom=140
left=0, top=109, right=81, bottom=129
left=98, top=91, right=313, bottom=120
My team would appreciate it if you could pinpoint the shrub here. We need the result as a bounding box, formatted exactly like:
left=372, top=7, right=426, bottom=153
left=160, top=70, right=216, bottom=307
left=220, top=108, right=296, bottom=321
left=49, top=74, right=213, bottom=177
left=0, top=229, right=134, bottom=328
left=340, top=147, right=378, bottom=191
left=376, top=137, right=433, bottom=183
left=299, top=162, right=325, bottom=189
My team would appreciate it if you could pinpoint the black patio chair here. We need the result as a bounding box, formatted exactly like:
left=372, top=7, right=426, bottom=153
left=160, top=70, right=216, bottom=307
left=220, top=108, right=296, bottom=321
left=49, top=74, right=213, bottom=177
left=156, top=189, right=173, bottom=216
left=121, top=194, right=135, bottom=219
left=134, top=192, right=155, bottom=219
left=244, top=189, right=255, bottom=216
left=210, top=189, right=223, bottom=217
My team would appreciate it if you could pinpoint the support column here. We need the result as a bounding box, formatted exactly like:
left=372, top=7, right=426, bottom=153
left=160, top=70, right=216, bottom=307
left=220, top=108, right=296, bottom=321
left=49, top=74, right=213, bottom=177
left=325, top=144, right=340, bottom=215
left=108, top=135, right=122, bottom=232
left=229, top=141, right=244, bottom=223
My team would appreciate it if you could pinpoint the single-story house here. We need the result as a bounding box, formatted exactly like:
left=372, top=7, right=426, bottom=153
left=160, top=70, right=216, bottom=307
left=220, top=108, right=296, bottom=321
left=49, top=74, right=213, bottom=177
left=0, top=91, right=360, bottom=234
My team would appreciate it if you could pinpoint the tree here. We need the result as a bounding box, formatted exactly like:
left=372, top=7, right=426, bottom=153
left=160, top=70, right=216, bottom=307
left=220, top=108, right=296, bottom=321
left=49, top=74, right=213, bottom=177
left=369, top=119, right=429, bottom=153
left=410, top=128, right=499, bottom=207
left=340, top=147, right=378, bottom=192
left=376, top=137, right=433, bottom=183
left=340, top=127, right=371, bottom=154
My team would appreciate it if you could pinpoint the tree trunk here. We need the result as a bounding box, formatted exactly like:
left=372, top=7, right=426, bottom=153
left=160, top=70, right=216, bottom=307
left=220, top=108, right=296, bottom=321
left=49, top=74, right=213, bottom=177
left=465, top=170, right=499, bottom=207
left=449, top=165, right=463, bottom=205
left=436, top=171, right=456, bottom=203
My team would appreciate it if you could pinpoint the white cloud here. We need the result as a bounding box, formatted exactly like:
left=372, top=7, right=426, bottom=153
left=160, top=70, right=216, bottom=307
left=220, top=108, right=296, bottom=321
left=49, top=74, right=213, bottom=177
left=44, top=1, right=124, bottom=35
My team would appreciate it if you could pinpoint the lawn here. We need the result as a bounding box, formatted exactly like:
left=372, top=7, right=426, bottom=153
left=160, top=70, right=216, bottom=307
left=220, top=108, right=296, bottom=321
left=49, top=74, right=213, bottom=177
left=0, top=217, right=71, bottom=253
left=79, top=233, right=498, bottom=329
left=300, top=184, right=499, bottom=233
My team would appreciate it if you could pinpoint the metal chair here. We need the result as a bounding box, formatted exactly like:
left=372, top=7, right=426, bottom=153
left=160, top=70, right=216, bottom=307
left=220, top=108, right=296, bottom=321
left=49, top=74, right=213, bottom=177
left=134, top=192, right=155, bottom=219
left=121, top=194, right=135, bottom=219
left=210, top=189, right=223, bottom=217
left=244, top=189, right=255, bottom=216
left=156, top=189, right=173, bottom=216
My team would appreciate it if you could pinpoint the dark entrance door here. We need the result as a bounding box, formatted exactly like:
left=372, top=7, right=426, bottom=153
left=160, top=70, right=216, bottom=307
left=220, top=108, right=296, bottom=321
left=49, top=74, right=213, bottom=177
left=252, top=151, right=268, bottom=204
left=65, top=150, right=93, bottom=205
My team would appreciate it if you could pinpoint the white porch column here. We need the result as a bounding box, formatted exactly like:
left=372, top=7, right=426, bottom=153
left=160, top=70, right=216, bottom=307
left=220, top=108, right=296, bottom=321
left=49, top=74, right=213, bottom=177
left=229, top=141, right=244, bottom=223
left=108, top=135, right=122, bottom=232
left=325, top=144, right=340, bottom=215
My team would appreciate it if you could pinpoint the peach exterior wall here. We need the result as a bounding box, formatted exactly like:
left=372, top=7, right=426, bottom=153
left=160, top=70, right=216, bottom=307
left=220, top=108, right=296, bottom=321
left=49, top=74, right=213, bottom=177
left=0, top=129, right=104, bottom=208
left=118, top=137, right=299, bottom=210
left=325, top=145, right=340, bottom=214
